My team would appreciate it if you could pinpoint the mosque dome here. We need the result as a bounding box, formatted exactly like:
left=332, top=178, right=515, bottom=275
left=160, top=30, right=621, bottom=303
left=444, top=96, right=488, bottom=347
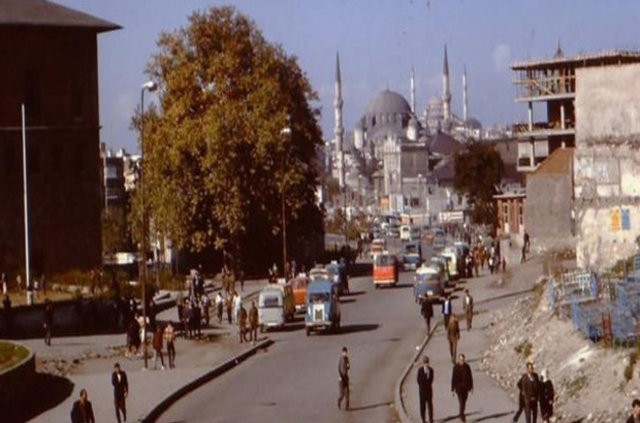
left=465, top=117, right=482, bottom=130
left=365, top=89, right=411, bottom=116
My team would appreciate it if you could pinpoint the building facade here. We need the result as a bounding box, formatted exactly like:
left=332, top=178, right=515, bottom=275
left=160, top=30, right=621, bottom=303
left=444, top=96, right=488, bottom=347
left=574, top=62, right=640, bottom=269
left=0, top=1, right=119, bottom=276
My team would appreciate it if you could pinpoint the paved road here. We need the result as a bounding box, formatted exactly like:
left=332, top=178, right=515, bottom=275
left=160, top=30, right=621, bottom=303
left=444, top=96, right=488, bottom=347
left=157, top=270, right=428, bottom=423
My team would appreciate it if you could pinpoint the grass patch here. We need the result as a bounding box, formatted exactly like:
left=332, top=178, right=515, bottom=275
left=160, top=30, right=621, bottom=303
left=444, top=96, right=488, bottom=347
left=514, top=340, right=533, bottom=358
left=566, top=374, right=588, bottom=398
left=0, top=341, right=29, bottom=371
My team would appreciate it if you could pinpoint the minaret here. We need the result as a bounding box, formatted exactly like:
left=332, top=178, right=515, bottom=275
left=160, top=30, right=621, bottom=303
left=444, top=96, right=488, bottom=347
left=410, top=66, right=416, bottom=114
left=462, top=65, right=468, bottom=122
left=334, top=51, right=345, bottom=189
left=442, top=44, right=451, bottom=123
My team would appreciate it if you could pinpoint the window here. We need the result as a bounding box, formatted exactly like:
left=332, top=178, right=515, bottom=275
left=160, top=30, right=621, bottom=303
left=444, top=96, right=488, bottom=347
left=502, top=203, right=509, bottom=225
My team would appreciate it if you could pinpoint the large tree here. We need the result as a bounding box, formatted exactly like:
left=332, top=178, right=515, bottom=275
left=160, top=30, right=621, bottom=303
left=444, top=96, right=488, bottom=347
left=136, top=6, right=324, bottom=272
left=453, top=141, right=504, bottom=228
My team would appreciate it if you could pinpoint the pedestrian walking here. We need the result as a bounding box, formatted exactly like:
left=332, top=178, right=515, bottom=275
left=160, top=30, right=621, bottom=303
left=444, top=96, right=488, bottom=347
left=111, top=363, right=128, bottom=423
left=626, top=398, right=640, bottom=423
left=215, top=292, right=224, bottom=324
left=225, top=293, right=233, bottom=324
left=43, top=299, right=53, bottom=346
left=202, top=293, right=211, bottom=326
left=16, top=274, right=22, bottom=291
left=233, top=291, right=242, bottom=323
left=539, top=369, right=554, bottom=423
left=463, top=289, right=474, bottom=331
left=163, top=321, right=176, bottom=369
left=70, top=388, right=95, bottom=423
left=513, top=374, right=525, bottom=422
left=248, top=301, right=259, bottom=344
left=1, top=273, right=7, bottom=295
left=420, top=294, right=434, bottom=333
left=337, top=346, right=350, bottom=410
left=416, top=355, right=434, bottom=423
left=518, top=362, right=540, bottom=423
left=152, top=326, right=165, bottom=370
left=2, top=294, right=12, bottom=335
left=442, top=295, right=452, bottom=328
left=238, top=303, right=248, bottom=343
left=447, top=314, right=460, bottom=364
left=451, top=353, right=473, bottom=422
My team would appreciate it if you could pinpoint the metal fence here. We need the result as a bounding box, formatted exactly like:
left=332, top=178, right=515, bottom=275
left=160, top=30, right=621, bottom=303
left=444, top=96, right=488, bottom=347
left=548, top=256, right=640, bottom=344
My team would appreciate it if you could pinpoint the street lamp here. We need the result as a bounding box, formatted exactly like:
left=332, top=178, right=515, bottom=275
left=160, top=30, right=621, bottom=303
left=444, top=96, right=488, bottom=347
left=140, top=79, right=157, bottom=369
left=280, top=126, right=291, bottom=278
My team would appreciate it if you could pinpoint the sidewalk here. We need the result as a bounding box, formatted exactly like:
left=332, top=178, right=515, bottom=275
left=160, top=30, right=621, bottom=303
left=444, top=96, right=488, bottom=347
left=24, top=278, right=269, bottom=423
left=401, top=257, right=545, bottom=423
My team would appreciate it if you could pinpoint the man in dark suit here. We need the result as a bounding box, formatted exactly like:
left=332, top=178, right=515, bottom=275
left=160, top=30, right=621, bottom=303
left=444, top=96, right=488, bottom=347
left=519, top=362, right=540, bottom=423
left=112, top=362, right=129, bottom=423
left=420, top=294, right=434, bottom=332
left=451, top=353, right=473, bottom=422
left=416, top=356, right=434, bottom=423
left=70, top=388, right=95, bottom=423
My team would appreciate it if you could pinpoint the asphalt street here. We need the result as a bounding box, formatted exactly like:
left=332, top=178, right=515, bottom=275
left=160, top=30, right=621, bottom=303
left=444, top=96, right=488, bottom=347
left=157, top=272, right=427, bottom=423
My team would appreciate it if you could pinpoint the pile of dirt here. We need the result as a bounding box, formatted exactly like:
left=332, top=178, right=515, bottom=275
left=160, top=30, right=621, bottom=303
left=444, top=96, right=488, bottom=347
left=481, top=278, right=638, bottom=422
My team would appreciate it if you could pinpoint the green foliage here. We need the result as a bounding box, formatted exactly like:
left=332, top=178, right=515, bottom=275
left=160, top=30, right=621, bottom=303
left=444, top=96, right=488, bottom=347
left=49, top=269, right=92, bottom=288
left=453, top=142, right=504, bottom=228
left=102, top=207, right=130, bottom=255
left=514, top=340, right=533, bottom=358
left=0, top=342, right=29, bottom=371
left=135, top=6, right=324, bottom=270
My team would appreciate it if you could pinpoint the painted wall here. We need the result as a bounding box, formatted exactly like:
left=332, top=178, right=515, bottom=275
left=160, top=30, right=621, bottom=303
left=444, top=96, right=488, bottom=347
left=574, top=64, right=640, bottom=269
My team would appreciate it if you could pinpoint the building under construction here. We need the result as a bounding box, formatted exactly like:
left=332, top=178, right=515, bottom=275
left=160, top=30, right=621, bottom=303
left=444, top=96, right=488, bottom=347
left=511, top=48, right=640, bottom=172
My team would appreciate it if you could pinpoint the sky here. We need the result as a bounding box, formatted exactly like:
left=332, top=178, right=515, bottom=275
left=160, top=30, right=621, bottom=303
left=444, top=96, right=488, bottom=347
left=57, top=0, right=640, bottom=153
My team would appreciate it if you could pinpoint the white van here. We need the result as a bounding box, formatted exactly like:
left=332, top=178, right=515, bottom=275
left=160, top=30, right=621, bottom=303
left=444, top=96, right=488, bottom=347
left=258, top=284, right=295, bottom=331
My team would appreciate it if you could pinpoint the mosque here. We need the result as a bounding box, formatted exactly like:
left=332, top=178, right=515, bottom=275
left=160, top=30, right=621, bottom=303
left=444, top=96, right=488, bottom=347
left=331, top=46, right=481, bottom=217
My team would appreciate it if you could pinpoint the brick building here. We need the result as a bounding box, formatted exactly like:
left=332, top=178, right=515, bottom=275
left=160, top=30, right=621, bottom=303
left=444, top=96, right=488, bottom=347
left=0, top=0, right=119, bottom=277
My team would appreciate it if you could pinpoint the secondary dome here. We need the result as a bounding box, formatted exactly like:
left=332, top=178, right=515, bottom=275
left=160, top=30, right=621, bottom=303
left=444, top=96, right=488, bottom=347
left=365, top=89, right=411, bottom=116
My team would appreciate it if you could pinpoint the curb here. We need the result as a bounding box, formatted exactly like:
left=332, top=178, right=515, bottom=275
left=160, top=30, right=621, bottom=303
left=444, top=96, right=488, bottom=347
left=395, top=322, right=439, bottom=423
left=139, top=338, right=274, bottom=423
left=394, top=287, right=533, bottom=423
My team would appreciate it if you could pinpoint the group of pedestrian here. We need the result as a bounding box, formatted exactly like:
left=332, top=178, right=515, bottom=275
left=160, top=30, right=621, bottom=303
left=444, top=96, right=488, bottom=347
left=70, top=362, right=128, bottom=423
left=513, top=361, right=554, bottom=423
left=417, top=353, right=474, bottom=423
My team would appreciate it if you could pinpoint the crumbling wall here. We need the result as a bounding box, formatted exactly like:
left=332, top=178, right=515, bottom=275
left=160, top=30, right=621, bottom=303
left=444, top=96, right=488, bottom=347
left=525, top=173, right=575, bottom=252
left=574, top=64, right=640, bottom=269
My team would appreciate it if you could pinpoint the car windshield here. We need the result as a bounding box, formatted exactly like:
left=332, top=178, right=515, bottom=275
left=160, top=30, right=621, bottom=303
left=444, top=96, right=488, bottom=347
left=404, top=244, right=418, bottom=254
left=375, top=255, right=394, bottom=266
left=309, top=292, right=330, bottom=303
left=261, top=295, right=281, bottom=308
left=405, top=255, right=420, bottom=263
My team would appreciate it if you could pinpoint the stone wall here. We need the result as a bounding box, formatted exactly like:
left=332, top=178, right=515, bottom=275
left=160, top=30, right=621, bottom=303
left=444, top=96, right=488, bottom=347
left=574, top=64, right=640, bottom=269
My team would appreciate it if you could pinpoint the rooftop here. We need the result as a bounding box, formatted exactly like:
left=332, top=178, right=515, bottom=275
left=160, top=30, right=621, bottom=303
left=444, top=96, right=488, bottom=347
left=0, top=0, right=120, bottom=32
left=511, top=49, right=640, bottom=71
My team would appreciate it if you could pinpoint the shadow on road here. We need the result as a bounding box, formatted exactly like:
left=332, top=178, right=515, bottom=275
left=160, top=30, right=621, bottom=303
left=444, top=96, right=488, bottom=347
left=339, top=298, right=356, bottom=304
left=343, top=290, right=366, bottom=296
left=334, top=323, right=379, bottom=334
left=348, top=401, right=392, bottom=412
left=385, top=283, right=413, bottom=290
left=8, top=372, right=74, bottom=423
left=441, top=411, right=479, bottom=421
left=472, top=410, right=514, bottom=421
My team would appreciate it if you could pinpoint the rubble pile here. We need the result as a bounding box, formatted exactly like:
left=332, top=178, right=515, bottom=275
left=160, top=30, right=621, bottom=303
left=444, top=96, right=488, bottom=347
left=481, top=280, right=638, bottom=422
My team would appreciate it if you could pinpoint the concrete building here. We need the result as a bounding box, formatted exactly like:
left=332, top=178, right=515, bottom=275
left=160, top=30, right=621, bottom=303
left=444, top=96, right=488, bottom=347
left=511, top=47, right=640, bottom=174
left=0, top=0, right=119, bottom=276
left=574, top=62, right=640, bottom=269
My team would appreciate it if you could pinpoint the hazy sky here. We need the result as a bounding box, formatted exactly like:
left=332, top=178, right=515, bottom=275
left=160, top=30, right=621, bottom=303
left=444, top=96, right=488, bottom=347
left=57, top=0, right=640, bottom=153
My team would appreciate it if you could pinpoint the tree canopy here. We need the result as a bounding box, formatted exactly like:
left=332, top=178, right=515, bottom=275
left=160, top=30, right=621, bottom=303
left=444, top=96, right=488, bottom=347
left=136, top=6, right=324, bottom=272
left=453, top=141, right=504, bottom=228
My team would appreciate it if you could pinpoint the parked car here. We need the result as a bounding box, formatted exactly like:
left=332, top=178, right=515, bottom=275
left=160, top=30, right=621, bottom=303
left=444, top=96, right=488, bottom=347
left=258, top=283, right=295, bottom=332
left=305, top=280, right=341, bottom=335
left=413, top=265, right=444, bottom=303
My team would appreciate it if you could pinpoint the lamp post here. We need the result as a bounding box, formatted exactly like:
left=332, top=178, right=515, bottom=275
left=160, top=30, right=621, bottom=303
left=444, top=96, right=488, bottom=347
left=280, top=126, right=291, bottom=278
left=140, top=80, right=157, bottom=369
